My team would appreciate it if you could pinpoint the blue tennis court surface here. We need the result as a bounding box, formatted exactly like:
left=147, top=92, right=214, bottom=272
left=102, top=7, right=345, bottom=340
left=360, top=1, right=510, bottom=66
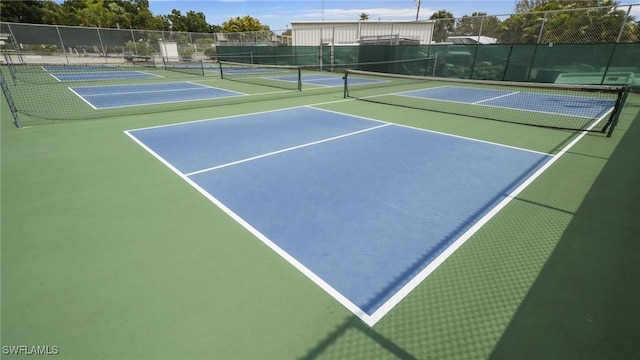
left=70, top=81, right=244, bottom=109
left=269, top=73, right=386, bottom=87
left=51, top=70, right=161, bottom=82
left=126, top=106, right=553, bottom=325
left=222, top=68, right=285, bottom=75
left=398, top=85, right=616, bottom=119
left=42, top=65, right=118, bottom=72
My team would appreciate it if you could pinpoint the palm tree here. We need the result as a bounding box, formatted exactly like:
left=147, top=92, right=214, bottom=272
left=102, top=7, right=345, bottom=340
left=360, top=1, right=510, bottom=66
left=359, top=13, right=369, bottom=21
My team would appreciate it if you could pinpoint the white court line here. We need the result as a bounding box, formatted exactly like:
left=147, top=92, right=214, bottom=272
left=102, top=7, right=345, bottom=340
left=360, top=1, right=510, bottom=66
left=67, top=87, right=98, bottom=110
left=184, top=81, right=246, bottom=95
left=81, top=86, right=235, bottom=98
left=185, top=123, right=391, bottom=176
left=380, top=91, right=608, bottom=120
left=74, top=83, right=245, bottom=110
left=126, top=105, right=307, bottom=133
left=124, top=106, right=591, bottom=326
left=473, top=91, right=520, bottom=104
left=124, top=127, right=374, bottom=325
left=52, top=70, right=162, bottom=82
left=309, top=106, right=553, bottom=156
left=364, top=105, right=611, bottom=326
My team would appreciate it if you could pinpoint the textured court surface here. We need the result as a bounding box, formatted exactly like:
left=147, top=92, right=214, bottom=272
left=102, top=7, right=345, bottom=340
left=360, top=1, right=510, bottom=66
left=127, top=107, right=553, bottom=324
left=51, top=70, right=161, bottom=82
left=2, top=65, right=639, bottom=359
left=397, top=85, right=616, bottom=119
left=70, top=81, right=244, bottom=108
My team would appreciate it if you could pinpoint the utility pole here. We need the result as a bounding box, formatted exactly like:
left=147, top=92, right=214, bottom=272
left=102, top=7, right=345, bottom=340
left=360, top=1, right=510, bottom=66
left=416, top=0, right=421, bottom=21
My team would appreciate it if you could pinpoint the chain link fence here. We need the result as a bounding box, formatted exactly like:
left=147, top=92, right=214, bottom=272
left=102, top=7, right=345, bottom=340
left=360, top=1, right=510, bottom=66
left=0, top=22, right=220, bottom=65
left=429, top=4, right=639, bottom=45
left=0, top=4, right=638, bottom=89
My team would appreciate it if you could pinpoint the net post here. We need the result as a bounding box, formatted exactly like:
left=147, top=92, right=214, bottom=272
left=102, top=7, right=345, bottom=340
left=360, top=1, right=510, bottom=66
left=343, top=70, right=349, bottom=98
left=218, top=61, right=224, bottom=79
left=606, top=87, right=630, bottom=138
left=297, top=66, right=302, bottom=91
left=0, top=67, right=22, bottom=128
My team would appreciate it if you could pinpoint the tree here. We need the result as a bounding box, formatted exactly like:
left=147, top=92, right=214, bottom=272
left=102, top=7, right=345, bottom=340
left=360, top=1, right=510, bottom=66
left=454, top=12, right=501, bottom=38
left=497, top=0, right=637, bottom=43
left=0, top=0, right=45, bottom=24
left=165, top=9, right=186, bottom=31
left=515, top=0, right=550, bottom=13
left=359, top=13, right=369, bottom=21
left=76, top=0, right=112, bottom=27
left=183, top=10, right=212, bottom=33
left=41, top=0, right=74, bottom=26
left=221, top=15, right=269, bottom=33
left=40, top=0, right=131, bottom=27
left=165, top=9, right=213, bottom=33
left=74, top=0, right=131, bottom=28
left=429, top=10, right=455, bottom=43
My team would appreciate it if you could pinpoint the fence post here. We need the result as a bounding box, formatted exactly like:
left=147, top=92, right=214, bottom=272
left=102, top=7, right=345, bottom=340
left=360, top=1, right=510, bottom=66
left=470, top=16, right=485, bottom=79
left=600, top=5, right=631, bottom=85
left=0, top=67, right=22, bottom=128
left=55, top=25, right=70, bottom=65
left=5, top=24, right=23, bottom=64
left=501, top=44, right=515, bottom=81
left=537, top=11, right=547, bottom=44
left=96, top=27, right=107, bottom=63
left=616, top=5, right=631, bottom=43
left=524, top=12, right=548, bottom=81
left=130, top=29, right=137, bottom=57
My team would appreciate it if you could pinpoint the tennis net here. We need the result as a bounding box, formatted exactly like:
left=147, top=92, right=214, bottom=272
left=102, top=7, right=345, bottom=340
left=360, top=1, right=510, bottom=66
left=320, top=56, right=437, bottom=76
left=218, top=61, right=302, bottom=91
left=344, top=69, right=629, bottom=136
left=162, top=59, right=219, bottom=77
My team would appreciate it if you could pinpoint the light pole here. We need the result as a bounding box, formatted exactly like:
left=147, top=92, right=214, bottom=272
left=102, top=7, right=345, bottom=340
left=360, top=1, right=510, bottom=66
left=416, top=0, right=421, bottom=21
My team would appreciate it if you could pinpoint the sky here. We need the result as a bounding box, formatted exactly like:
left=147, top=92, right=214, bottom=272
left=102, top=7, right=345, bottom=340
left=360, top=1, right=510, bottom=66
left=146, top=0, right=640, bottom=31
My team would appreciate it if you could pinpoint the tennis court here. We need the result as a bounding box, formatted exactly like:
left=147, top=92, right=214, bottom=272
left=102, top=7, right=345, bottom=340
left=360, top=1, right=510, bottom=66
left=2, top=55, right=639, bottom=360
left=272, top=73, right=387, bottom=87
left=70, top=81, right=245, bottom=108
left=51, top=70, right=162, bottom=82
left=42, top=65, right=120, bottom=71
left=126, top=106, right=553, bottom=325
left=396, top=85, right=617, bottom=119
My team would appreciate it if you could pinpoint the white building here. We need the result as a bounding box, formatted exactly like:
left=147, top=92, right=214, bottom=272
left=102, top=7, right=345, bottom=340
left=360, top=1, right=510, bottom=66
left=291, top=21, right=434, bottom=46
left=445, top=36, right=498, bottom=45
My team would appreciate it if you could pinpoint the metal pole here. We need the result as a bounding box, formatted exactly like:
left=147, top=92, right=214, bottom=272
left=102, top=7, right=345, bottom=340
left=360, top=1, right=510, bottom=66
left=501, top=44, right=515, bottom=81
left=55, top=25, right=70, bottom=65
left=5, top=23, right=23, bottom=64
left=470, top=16, right=484, bottom=79
left=319, top=27, right=323, bottom=71
left=615, top=5, right=631, bottom=43
left=599, top=6, right=631, bottom=85
left=96, top=27, right=107, bottom=64
left=525, top=12, right=548, bottom=81
left=537, top=11, right=547, bottom=44
left=130, top=29, right=139, bottom=61
left=161, top=31, right=167, bottom=63
left=331, top=26, right=335, bottom=71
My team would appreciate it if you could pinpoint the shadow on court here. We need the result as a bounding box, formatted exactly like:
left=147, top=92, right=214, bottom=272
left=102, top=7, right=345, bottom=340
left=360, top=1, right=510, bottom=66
left=489, top=98, right=640, bottom=360
left=298, top=317, right=418, bottom=360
